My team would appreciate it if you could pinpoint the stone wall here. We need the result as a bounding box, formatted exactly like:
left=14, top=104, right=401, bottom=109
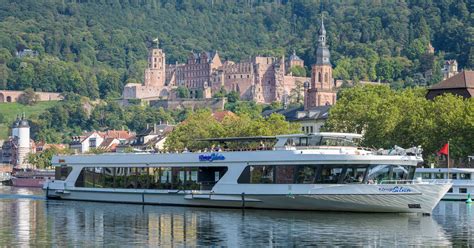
left=150, top=98, right=226, bottom=112
left=0, top=90, right=62, bottom=103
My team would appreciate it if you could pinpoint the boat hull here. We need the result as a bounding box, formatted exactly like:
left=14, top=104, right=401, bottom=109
left=44, top=183, right=451, bottom=214
left=12, top=177, right=46, bottom=188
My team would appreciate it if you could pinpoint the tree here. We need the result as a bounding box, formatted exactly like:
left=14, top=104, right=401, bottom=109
left=164, top=109, right=224, bottom=151
left=288, top=65, right=306, bottom=77
left=18, top=88, right=40, bottom=105
left=226, top=91, right=240, bottom=103
left=289, top=80, right=304, bottom=104
left=176, top=86, right=190, bottom=98
left=323, top=85, right=474, bottom=163
left=28, top=147, right=71, bottom=169
left=164, top=110, right=299, bottom=152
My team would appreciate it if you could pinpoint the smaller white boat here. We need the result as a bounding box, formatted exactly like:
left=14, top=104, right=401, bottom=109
left=415, top=168, right=474, bottom=201
left=0, top=172, right=11, bottom=185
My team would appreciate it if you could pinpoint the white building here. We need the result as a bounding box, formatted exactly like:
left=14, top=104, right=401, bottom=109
left=2, top=114, right=35, bottom=169
left=70, top=130, right=134, bottom=154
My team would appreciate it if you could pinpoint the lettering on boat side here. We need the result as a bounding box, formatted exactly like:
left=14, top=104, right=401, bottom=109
left=378, top=186, right=412, bottom=193
left=199, top=153, right=225, bottom=162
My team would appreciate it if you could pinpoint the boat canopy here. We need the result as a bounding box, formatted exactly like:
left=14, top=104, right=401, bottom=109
left=198, top=132, right=363, bottom=150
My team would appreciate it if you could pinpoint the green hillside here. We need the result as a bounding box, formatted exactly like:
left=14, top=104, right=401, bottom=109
left=0, top=101, right=59, bottom=139
left=0, top=0, right=472, bottom=99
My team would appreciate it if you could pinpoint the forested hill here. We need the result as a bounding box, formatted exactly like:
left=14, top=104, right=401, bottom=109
left=0, top=0, right=472, bottom=99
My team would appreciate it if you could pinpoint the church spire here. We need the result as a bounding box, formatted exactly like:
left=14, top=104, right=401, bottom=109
left=318, top=13, right=326, bottom=46
left=315, top=13, right=330, bottom=65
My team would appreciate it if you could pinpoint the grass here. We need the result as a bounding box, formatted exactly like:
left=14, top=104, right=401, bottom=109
left=0, top=101, right=60, bottom=139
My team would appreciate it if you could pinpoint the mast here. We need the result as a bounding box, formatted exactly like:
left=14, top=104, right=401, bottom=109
left=447, top=141, right=450, bottom=180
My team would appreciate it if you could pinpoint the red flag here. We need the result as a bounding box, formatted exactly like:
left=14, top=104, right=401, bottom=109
left=437, top=143, right=449, bottom=156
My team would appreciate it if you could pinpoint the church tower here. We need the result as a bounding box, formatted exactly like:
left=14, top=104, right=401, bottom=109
left=144, top=39, right=166, bottom=88
left=304, top=15, right=336, bottom=110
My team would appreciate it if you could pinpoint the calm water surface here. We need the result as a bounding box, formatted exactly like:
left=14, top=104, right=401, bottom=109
left=0, top=186, right=473, bottom=246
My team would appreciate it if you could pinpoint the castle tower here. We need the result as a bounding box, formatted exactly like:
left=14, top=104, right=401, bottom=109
left=16, top=114, right=31, bottom=169
left=144, top=39, right=166, bottom=88
left=288, top=50, right=304, bottom=69
left=304, top=15, right=336, bottom=110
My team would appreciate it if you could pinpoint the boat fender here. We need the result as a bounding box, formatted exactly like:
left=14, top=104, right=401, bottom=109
left=467, top=193, right=473, bottom=204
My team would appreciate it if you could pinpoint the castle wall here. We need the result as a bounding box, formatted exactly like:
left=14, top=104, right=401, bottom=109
left=123, top=45, right=313, bottom=105
left=123, top=84, right=168, bottom=99
left=150, top=98, right=225, bottom=112
left=254, top=56, right=277, bottom=103
left=0, top=90, right=62, bottom=103
left=222, top=62, right=254, bottom=100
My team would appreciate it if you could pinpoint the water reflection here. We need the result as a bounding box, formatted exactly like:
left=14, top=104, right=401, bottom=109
left=0, top=186, right=473, bottom=246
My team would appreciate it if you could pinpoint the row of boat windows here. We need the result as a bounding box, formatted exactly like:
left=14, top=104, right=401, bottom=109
left=416, top=172, right=472, bottom=180
left=448, top=187, right=469, bottom=194
left=57, top=164, right=415, bottom=189
left=237, top=164, right=415, bottom=184
left=285, top=137, right=359, bottom=147
left=73, top=167, right=228, bottom=190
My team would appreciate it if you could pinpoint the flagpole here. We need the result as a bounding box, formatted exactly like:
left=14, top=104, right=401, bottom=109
left=447, top=141, right=450, bottom=180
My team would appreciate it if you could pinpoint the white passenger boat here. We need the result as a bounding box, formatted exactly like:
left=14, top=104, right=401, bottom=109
left=44, top=133, right=451, bottom=214
left=415, top=168, right=474, bottom=201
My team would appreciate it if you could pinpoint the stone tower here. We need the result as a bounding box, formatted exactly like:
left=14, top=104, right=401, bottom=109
left=144, top=40, right=166, bottom=88
left=15, top=114, right=31, bottom=169
left=304, top=15, right=336, bottom=110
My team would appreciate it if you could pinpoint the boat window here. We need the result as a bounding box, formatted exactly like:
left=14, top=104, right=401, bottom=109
left=367, top=165, right=392, bottom=183
left=75, top=166, right=227, bottom=190
left=449, top=173, right=457, bottom=179
left=237, top=166, right=251, bottom=183
left=367, top=165, right=415, bottom=183
left=275, top=166, right=296, bottom=184
left=421, top=173, right=431, bottom=179
left=55, top=166, right=72, bottom=180
left=320, top=137, right=359, bottom=147
left=447, top=187, right=453, bottom=193
left=298, top=137, right=308, bottom=146
left=285, top=138, right=296, bottom=146
left=295, top=165, right=317, bottom=184
left=459, top=173, right=471, bottom=180
left=136, top=167, right=149, bottom=189
left=250, top=165, right=274, bottom=184
left=317, top=166, right=343, bottom=184
left=341, top=167, right=366, bottom=183
left=392, top=165, right=409, bottom=180
left=238, top=165, right=370, bottom=184
left=75, top=169, right=85, bottom=187
left=94, top=167, right=105, bottom=188
left=459, top=188, right=467, bottom=193
left=434, top=173, right=444, bottom=179
left=103, top=167, right=115, bottom=188
left=84, top=167, right=95, bottom=187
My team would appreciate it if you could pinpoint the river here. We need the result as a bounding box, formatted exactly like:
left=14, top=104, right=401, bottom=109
left=0, top=186, right=473, bottom=246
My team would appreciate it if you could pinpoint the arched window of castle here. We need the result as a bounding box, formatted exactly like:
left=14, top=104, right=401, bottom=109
left=318, top=72, right=322, bottom=83
left=325, top=73, right=328, bottom=83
